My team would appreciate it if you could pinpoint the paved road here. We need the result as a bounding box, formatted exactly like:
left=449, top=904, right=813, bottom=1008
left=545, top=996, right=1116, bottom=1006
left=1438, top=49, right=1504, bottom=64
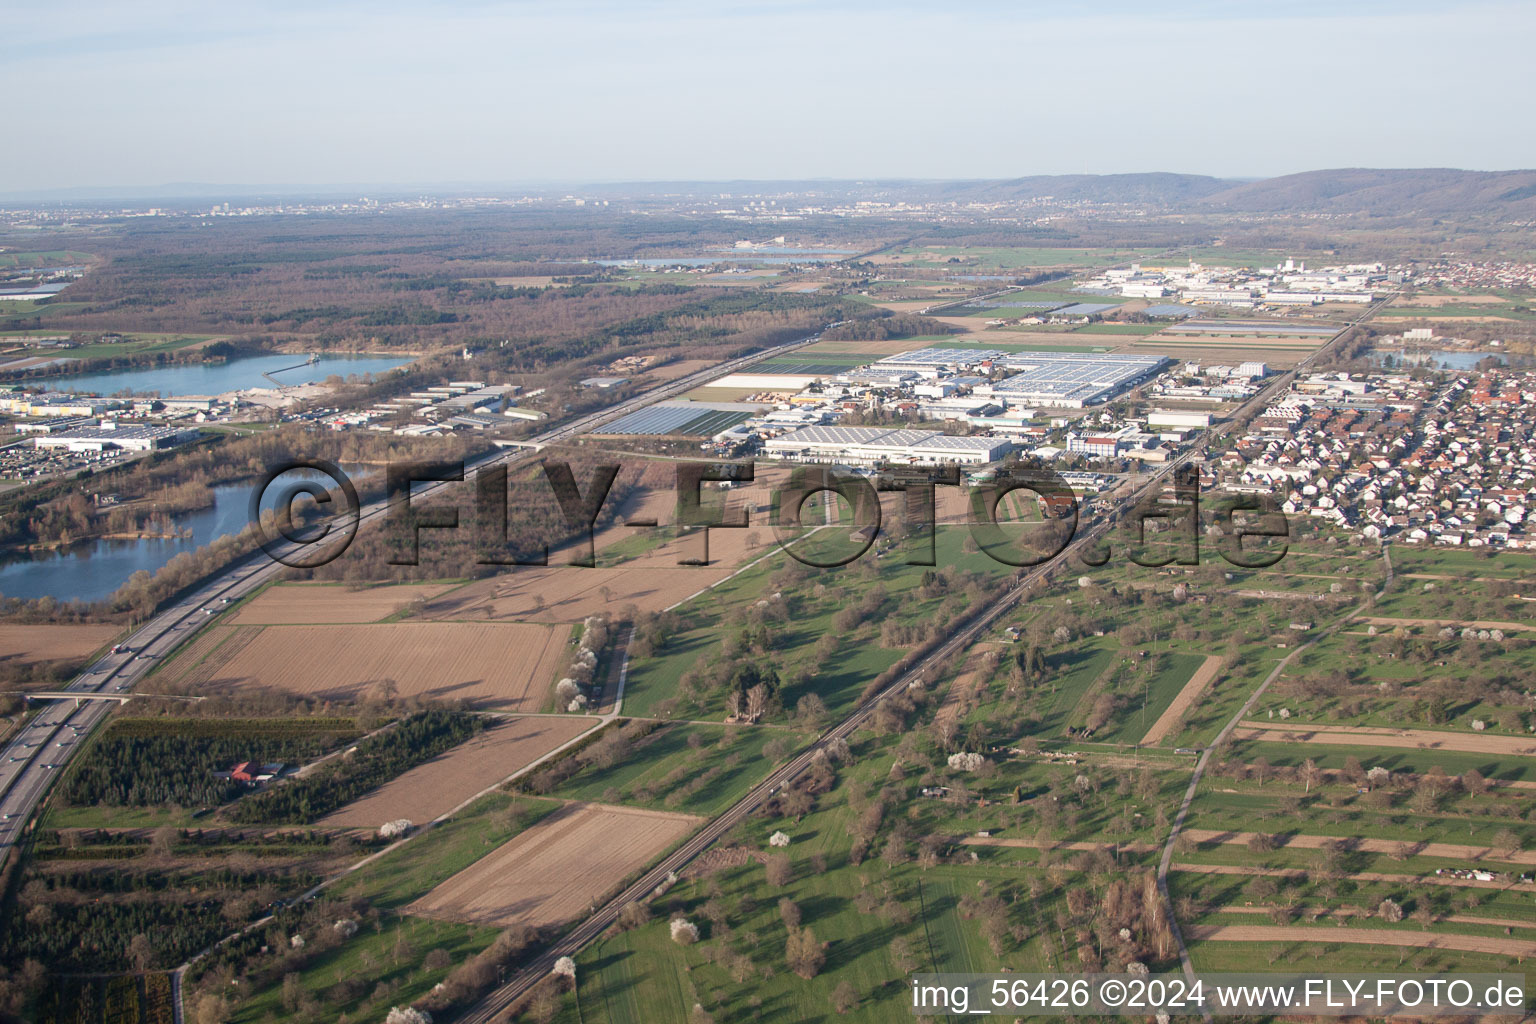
left=0, top=327, right=838, bottom=858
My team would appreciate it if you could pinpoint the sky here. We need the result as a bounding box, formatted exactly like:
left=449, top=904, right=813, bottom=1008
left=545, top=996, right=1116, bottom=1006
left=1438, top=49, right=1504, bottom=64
left=5, top=0, right=1534, bottom=194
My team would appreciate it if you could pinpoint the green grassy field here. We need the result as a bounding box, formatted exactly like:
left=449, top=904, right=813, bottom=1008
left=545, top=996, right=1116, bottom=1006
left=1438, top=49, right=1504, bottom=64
left=1183, top=785, right=1532, bottom=849
left=0, top=250, right=92, bottom=269
left=548, top=722, right=810, bottom=816
left=1188, top=939, right=1524, bottom=974
left=230, top=916, right=493, bottom=1024
left=1094, top=651, right=1207, bottom=745
left=0, top=300, right=90, bottom=322
left=1073, top=322, right=1166, bottom=335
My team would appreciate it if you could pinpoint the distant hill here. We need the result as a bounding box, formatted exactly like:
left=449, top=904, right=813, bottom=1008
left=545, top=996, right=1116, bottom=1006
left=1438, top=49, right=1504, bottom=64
left=1195, top=168, right=1536, bottom=217
left=924, top=168, right=1536, bottom=218
left=5, top=169, right=1533, bottom=219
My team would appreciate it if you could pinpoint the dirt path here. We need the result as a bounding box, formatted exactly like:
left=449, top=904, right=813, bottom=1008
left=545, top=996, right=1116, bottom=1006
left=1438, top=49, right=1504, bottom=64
left=1184, top=923, right=1536, bottom=958
left=1362, top=615, right=1536, bottom=632
left=1223, top=905, right=1534, bottom=930
left=590, top=625, right=631, bottom=717
left=1169, top=862, right=1536, bottom=892
left=1233, top=721, right=1536, bottom=757
left=1180, top=829, right=1536, bottom=866
left=961, top=836, right=1158, bottom=854
left=1141, top=654, right=1224, bottom=746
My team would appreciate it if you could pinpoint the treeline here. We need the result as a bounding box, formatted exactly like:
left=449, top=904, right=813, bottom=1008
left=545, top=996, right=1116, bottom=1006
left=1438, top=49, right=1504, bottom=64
left=62, top=717, right=361, bottom=809
left=820, top=312, right=953, bottom=342
left=25, top=862, right=321, bottom=898
left=229, top=710, right=482, bottom=824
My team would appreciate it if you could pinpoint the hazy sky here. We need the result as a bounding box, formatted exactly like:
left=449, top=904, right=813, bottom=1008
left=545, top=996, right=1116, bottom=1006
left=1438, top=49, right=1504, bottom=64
left=6, top=0, right=1533, bottom=193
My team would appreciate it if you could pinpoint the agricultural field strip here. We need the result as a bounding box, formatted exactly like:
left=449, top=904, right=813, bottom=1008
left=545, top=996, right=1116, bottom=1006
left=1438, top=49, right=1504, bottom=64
left=1184, top=924, right=1536, bottom=958
left=1232, top=722, right=1536, bottom=757
left=1171, top=862, right=1535, bottom=891
left=179, top=621, right=570, bottom=709
left=406, top=802, right=700, bottom=929
left=316, top=715, right=598, bottom=828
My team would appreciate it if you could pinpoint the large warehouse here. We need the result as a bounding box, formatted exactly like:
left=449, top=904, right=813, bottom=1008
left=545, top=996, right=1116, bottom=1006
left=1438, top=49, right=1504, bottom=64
left=31, top=422, right=202, bottom=453
left=981, top=351, right=1170, bottom=408
left=596, top=400, right=756, bottom=437
left=763, top=425, right=1013, bottom=466
left=873, top=347, right=1169, bottom=407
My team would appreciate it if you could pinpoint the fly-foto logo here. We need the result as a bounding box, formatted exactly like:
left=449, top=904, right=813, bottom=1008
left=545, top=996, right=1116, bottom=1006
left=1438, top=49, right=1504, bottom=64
left=250, top=460, right=1289, bottom=571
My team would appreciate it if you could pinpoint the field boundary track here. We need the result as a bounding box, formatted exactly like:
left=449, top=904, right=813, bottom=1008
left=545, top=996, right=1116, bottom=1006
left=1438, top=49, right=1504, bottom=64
left=1169, top=863, right=1536, bottom=892
left=1178, top=829, right=1536, bottom=866
left=1184, top=924, right=1536, bottom=958
left=1232, top=722, right=1536, bottom=758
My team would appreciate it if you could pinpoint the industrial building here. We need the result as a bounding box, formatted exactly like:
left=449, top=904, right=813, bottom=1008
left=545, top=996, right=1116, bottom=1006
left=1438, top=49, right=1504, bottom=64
left=870, top=347, right=1168, bottom=408
left=980, top=352, right=1169, bottom=408
left=1146, top=410, right=1212, bottom=429
left=872, top=348, right=1006, bottom=374
left=31, top=422, right=201, bottom=453
left=598, top=401, right=754, bottom=437
left=763, top=425, right=1013, bottom=466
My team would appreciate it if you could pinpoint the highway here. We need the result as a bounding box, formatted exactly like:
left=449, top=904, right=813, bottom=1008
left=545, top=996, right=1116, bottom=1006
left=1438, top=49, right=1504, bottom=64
left=0, top=326, right=837, bottom=857
left=456, top=295, right=1392, bottom=1023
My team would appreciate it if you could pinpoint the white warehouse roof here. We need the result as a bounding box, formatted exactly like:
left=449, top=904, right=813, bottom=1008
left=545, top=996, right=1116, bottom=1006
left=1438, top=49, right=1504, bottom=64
left=763, top=425, right=1013, bottom=465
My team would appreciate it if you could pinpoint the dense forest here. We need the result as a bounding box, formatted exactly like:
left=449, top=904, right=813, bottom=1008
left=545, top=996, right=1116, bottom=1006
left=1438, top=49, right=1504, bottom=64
left=62, top=717, right=362, bottom=809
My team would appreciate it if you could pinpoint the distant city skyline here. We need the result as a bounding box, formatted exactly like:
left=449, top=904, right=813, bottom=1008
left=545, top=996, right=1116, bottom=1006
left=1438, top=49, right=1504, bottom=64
left=4, top=0, right=1533, bottom=195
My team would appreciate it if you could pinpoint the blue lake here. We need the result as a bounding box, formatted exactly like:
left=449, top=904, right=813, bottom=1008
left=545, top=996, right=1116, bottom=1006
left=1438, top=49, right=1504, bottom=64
left=1370, top=349, right=1508, bottom=370
left=0, top=468, right=369, bottom=603
left=0, top=482, right=255, bottom=603
left=42, top=353, right=412, bottom=397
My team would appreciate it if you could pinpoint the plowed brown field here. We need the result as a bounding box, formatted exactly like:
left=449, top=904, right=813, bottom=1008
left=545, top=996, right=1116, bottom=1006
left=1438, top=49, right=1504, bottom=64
left=424, top=566, right=728, bottom=623
left=0, top=625, right=118, bottom=664
left=185, top=622, right=569, bottom=709
left=407, top=802, right=698, bottom=928
left=317, top=716, right=596, bottom=828
left=1185, top=924, right=1536, bottom=958
left=231, top=582, right=458, bottom=624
